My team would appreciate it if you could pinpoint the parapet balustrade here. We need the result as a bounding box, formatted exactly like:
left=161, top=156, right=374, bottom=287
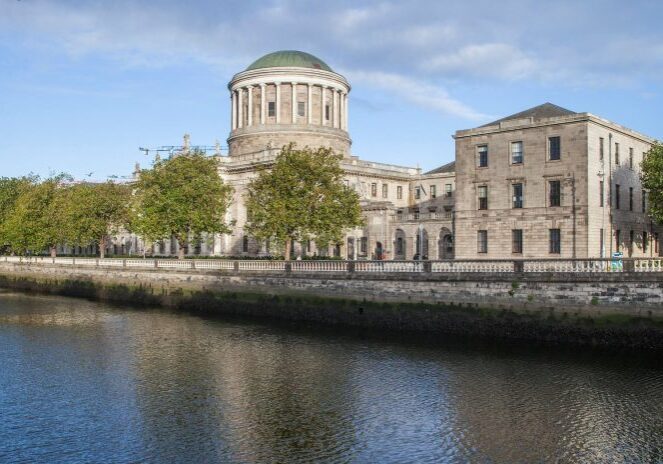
left=3, top=256, right=663, bottom=274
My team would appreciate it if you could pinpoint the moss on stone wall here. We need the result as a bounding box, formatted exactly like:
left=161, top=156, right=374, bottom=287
left=1, top=271, right=662, bottom=353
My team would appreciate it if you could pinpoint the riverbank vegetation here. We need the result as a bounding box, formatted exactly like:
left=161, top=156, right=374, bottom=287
left=0, top=145, right=363, bottom=260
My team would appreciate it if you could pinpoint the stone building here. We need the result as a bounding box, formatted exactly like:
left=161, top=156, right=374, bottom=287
left=454, top=103, right=662, bottom=259
left=95, top=51, right=659, bottom=261
left=215, top=50, right=455, bottom=260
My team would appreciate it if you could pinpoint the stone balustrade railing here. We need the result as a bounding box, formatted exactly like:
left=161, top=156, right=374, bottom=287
left=3, top=256, right=663, bottom=274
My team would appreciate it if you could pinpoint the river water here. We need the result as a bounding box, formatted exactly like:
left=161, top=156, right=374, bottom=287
left=0, top=291, right=661, bottom=463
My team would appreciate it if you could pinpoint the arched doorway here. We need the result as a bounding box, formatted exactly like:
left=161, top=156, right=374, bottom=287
left=439, top=229, right=454, bottom=259
left=394, top=229, right=406, bottom=260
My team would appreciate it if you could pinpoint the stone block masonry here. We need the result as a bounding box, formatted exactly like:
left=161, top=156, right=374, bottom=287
left=1, top=262, right=662, bottom=352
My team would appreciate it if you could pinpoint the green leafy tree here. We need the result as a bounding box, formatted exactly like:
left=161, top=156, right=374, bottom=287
left=131, top=150, right=233, bottom=259
left=0, top=176, right=37, bottom=251
left=641, top=142, right=663, bottom=223
left=2, top=175, right=72, bottom=256
left=64, top=181, right=131, bottom=258
left=244, top=144, right=363, bottom=260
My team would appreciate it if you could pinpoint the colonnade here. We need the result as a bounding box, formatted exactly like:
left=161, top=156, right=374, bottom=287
left=230, top=82, right=348, bottom=131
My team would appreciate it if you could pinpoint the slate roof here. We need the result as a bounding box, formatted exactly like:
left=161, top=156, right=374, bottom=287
left=481, top=103, right=576, bottom=127
left=424, top=161, right=455, bottom=175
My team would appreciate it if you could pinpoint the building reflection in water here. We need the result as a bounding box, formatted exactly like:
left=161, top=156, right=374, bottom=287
left=1, top=292, right=661, bottom=463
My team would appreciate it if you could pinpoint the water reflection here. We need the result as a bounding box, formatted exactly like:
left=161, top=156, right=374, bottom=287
left=0, top=292, right=661, bottom=463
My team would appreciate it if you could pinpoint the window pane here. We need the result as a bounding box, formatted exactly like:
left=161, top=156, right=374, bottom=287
left=298, top=101, right=305, bottom=117
left=549, top=229, right=561, bottom=254
left=511, top=141, right=523, bottom=164
left=549, top=136, right=561, bottom=160
left=549, top=181, right=561, bottom=207
left=268, top=102, right=276, bottom=117
left=477, top=145, right=488, bottom=167
left=513, top=183, right=523, bottom=208
left=512, top=229, right=523, bottom=253
left=477, top=230, right=488, bottom=253
left=478, top=186, right=488, bottom=210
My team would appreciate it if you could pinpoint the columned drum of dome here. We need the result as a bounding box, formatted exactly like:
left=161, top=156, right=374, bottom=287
left=227, top=50, right=351, bottom=158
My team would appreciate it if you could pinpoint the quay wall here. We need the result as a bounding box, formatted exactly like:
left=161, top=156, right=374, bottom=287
left=1, top=262, right=662, bottom=351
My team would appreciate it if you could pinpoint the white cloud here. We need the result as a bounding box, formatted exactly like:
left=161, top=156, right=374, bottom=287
left=348, top=70, right=491, bottom=121
left=2, top=0, right=663, bottom=100
left=424, top=43, right=539, bottom=80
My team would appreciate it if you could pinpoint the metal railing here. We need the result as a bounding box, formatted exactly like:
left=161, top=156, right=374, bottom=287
left=2, top=256, right=663, bottom=274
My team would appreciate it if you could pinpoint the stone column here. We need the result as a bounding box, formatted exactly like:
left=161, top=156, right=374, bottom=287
left=231, top=90, right=237, bottom=130
left=275, top=82, right=281, bottom=124
left=320, top=85, right=325, bottom=125
left=307, top=83, right=312, bottom=124
left=332, top=87, right=338, bottom=128
left=344, top=93, right=349, bottom=131
left=260, top=83, right=266, bottom=125
left=237, top=88, right=243, bottom=129
left=338, top=91, right=344, bottom=129
left=247, top=86, right=253, bottom=127
left=291, top=82, right=297, bottom=123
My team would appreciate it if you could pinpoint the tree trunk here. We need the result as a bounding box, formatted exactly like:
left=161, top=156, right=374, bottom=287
left=99, top=236, right=106, bottom=259
left=178, top=243, right=185, bottom=260
left=284, top=239, right=292, bottom=261
left=50, top=246, right=57, bottom=258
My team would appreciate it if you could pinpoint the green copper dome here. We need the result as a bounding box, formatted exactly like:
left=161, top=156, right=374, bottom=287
left=246, top=50, right=333, bottom=72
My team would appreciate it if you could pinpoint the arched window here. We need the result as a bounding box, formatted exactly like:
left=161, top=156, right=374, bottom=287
left=242, top=235, right=249, bottom=253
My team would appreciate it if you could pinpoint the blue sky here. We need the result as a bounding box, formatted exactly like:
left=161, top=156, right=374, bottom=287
left=2, top=0, right=663, bottom=180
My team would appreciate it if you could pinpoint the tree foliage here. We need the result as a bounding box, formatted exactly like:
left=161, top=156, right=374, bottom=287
left=130, top=150, right=233, bottom=258
left=641, top=142, right=663, bottom=223
left=0, top=176, right=37, bottom=250
left=63, top=182, right=131, bottom=258
left=244, top=144, right=363, bottom=259
left=1, top=175, right=71, bottom=256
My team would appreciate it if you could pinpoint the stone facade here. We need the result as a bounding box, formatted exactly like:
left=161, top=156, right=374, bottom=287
left=454, top=104, right=662, bottom=259
left=88, top=52, right=659, bottom=261
left=215, top=51, right=454, bottom=259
